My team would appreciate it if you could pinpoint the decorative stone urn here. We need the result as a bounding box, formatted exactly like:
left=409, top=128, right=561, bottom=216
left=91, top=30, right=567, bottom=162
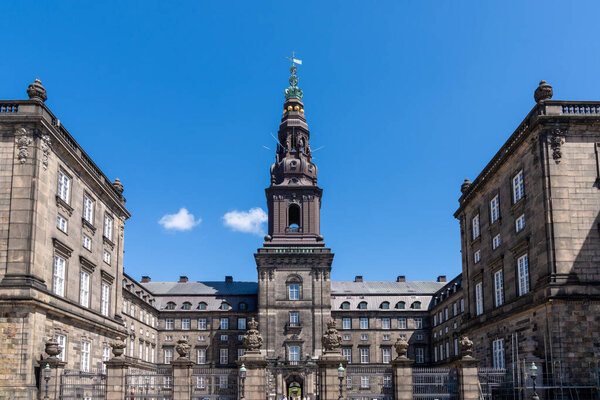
left=175, top=338, right=191, bottom=359
left=242, top=318, right=263, bottom=351
left=321, top=319, right=342, bottom=351
left=459, top=335, right=474, bottom=359
left=534, top=80, right=553, bottom=103
left=45, top=338, right=61, bottom=359
left=110, top=341, right=127, bottom=358
left=27, top=79, right=47, bottom=103
left=394, top=336, right=409, bottom=359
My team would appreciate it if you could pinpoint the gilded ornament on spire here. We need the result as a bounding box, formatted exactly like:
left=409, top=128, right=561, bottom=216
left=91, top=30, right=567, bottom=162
left=284, top=52, right=304, bottom=100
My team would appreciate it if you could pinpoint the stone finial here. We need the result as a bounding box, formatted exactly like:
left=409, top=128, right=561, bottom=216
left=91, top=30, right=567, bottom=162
left=110, top=341, right=126, bottom=358
left=394, top=336, right=409, bottom=359
left=242, top=318, right=263, bottom=350
left=44, top=338, right=62, bottom=358
left=460, top=178, right=471, bottom=194
left=321, top=319, right=342, bottom=351
left=534, top=80, right=553, bottom=103
left=27, top=79, right=47, bottom=103
left=459, top=335, right=474, bottom=359
left=175, top=338, right=191, bottom=359
left=112, top=178, right=124, bottom=195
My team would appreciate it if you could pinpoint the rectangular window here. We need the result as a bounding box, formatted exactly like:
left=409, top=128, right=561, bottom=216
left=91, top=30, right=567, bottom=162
left=197, top=376, right=205, bottom=389
left=221, top=335, right=228, bottom=341
left=415, top=348, right=424, bottom=364
left=220, top=318, right=229, bottom=330
left=342, top=317, right=351, bottom=329
left=83, top=195, right=94, bottom=224
left=238, top=349, right=245, bottom=359
left=490, top=195, right=500, bottom=224
left=416, top=334, right=423, bottom=341
left=164, top=349, right=173, bottom=364
left=360, top=317, right=369, bottom=329
left=151, top=347, right=155, bottom=363
left=53, top=255, right=66, bottom=297
left=288, top=284, right=299, bottom=300
left=57, top=171, right=71, bottom=203
left=145, top=344, right=149, bottom=362
left=474, top=250, right=481, bottom=264
left=518, top=254, right=530, bottom=296
left=82, top=234, right=92, bottom=251
left=343, top=334, right=351, bottom=341
left=359, top=347, right=370, bottom=364
left=444, top=308, right=448, bottom=321
left=382, top=347, right=391, bottom=363
left=492, top=339, right=505, bottom=369
left=197, top=349, right=206, bottom=364
left=55, top=334, right=66, bottom=362
left=81, top=341, right=90, bottom=372
left=57, top=215, right=68, bottom=233
left=289, top=312, right=299, bottom=325
left=433, top=314, right=437, bottom=326
left=454, top=338, right=459, bottom=356
left=516, top=214, right=526, bottom=232
left=182, top=318, right=191, bottom=330
left=104, top=214, right=113, bottom=240
left=383, top=375, right=392, bottom=388
left=446, top=342, right=450, bottom=359
left=102, top=346, right=111, bottom=373
left=434, top=346, right=438, bottom=362
left=381, top=318, right=390, bottom=330
left=165, top=335, right=172, bottom=342
left=166, top=319, right=174, bottom=330
left=238, top=318, right=246, bottom=330
left=494, top=270, right=504, bottom=307
left=472, top=214, right=480, bottom=240
left=360, top=376, right=370, bottom=389
left=460, top=298, right=464, bottom=312
left=493, top=234, right=501, bottom=250
left=220, top=348, right=228, bottom=364
left=513, top=171, right=524, bottom=203
left=219, top=376, right=227, bottom=389
left=289, top=345, right=300, bottom=361
left=475, top=282, right=484, bottom=315
left=79, top=271, right=90, bottom=307
left=102, top=250, right=111, bottom=265
left=101, top=283, right=110, bottom=316
left=139, top=342, right=143, bottom=359
left=398, top=317, right=406, bottom=329
left=453, top=302, right=457, bottom=316
left=414, top=318, right=423, bottom=329
left=360, top=334, right=369, bottom=340
left=342, top=347, right=352, bottom=363
left=198, top=318, right=207, bottom=330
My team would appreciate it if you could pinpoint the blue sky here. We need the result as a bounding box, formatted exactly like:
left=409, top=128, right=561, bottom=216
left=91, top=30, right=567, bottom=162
left=3, top=1, right=600, bottom=283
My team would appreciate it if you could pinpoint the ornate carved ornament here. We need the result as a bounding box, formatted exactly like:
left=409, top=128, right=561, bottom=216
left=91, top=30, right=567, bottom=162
left=15, top=127, right=32, bottom=164
left=175, top=338, right=191, bottom=359
left=321, top=319, right=342, bottom=351
left=459, top=335, right=474, bottom=359
left=394, top=336, right=409, bottom=359
left=41, top=134, right=51, bottom=170
left=110, top=341, right=126, bottom=358
left=52, top=238, right=73, bottom=258
left=242, top=317, right=263, bottom=350
left=549, top=128, right=566, bottom=164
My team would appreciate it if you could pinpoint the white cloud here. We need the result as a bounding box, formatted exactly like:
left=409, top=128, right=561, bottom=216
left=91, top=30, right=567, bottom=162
left=158, top=208, right=201, bottom=231
left=223, top=208, right=268, bottom=235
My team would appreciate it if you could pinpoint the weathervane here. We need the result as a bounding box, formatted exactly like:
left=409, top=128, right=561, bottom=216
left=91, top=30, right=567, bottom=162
left=284, top=51, right=304, bottom=100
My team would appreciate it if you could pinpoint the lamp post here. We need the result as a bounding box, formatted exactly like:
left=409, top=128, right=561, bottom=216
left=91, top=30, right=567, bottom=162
left=337, top=364, right=345, bottom=400
left=240, top=363, right=247, bottom=400
left=530, top=362, right=539, bottom=400
left=43, top=364, right=51, bottom=400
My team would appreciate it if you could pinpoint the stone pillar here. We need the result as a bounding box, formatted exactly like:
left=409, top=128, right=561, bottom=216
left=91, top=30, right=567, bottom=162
left=105, top=358, right=130, bottom=400
left=390, top=336, right=413, bottom=400
left=172, top=358, right=194, bottom=400
left=238, top=351, right=268, bottom=400
left=455, top=336, right=479, bottom=400
left=316, top=351, right=346, bottom=400
left=37, top=358, right=66, bottom=400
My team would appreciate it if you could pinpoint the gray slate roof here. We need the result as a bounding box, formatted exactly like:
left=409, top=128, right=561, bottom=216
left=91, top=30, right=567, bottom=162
left=142, top=281, right=258, bottom=295
left=331, top=281, right=446, bottom=295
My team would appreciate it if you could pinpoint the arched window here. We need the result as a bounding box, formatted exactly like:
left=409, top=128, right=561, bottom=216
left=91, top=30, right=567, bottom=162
left=182, top=302, right=191, bottom=310
left=288, top=204, right=301, bottom=229
left=197, top=302, right=207, bottom=310
left=220, top=302, right=231, bottom=310
left=239, top=302, right=248, bottom=311
left=411, top=301, right=422, bottom=310
left=287, top=275, right=302, bottom=300
left=395, top=301, right=406, bottom=309
left=340, top=302, right=350, bottom=310
left=358, top=301, right=368, bottom=310
left=165, top=302, right=176, bottom=310
left=380, top=301, right=390, bottom=309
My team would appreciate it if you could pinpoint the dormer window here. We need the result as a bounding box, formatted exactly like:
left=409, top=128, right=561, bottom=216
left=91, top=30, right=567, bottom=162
left=340, top=302, right=350, bottom=310
left=220, top=302, right=231, bottom=310
left=380, top=301, right=390, bottom=309
left=358, top=301, right=368, bottom=310
left=198, top=302, right=207, bottom=310
left=165, top=302, right=176, bottom=310
left=182, top=302, right=191, bottom=310
left=239, top=302, right=248, bottom=311
left=395, top=301, right=406, bottom=309
left=411, top=301, right=422, bottom=310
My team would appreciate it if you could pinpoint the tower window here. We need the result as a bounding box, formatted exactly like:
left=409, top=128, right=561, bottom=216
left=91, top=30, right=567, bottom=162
left=288, top=204, right=301, bottom=229
left=287, top=275, right=302, bottom=300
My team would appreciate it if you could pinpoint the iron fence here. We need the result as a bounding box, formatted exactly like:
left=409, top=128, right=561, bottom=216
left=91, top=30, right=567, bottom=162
left=59, top=369, right=106, bottom=399
left=412, top=367, right=458, bottom=400
left=346, top=365, right=393, bottom=400
left=191, top=366, right=238, bottom=400
left=125, top=366, right=173, bottom=400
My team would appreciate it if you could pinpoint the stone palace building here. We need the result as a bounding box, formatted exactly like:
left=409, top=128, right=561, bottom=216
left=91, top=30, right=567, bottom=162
left=0, top=68, right=599, bottom=400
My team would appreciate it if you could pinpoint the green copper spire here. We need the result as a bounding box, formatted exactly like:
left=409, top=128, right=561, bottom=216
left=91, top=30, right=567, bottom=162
left=284, top=52, right=303, bottom=100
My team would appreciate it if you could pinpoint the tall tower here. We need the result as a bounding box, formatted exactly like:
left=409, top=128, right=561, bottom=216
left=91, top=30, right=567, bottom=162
left=255, top=59, right=334, bottom=365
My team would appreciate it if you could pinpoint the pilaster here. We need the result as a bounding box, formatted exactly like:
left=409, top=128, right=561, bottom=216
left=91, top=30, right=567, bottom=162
left=105, top=358, right=131, bottom=400
left=239, top=351, right=268, bottom=400
left=171, top=358, right=194, bottom=400
left=454, top=357, right=479, bottom=400
left=316, top=351, right=346, bottom=400
left=390, top=357, right=414, bottom=400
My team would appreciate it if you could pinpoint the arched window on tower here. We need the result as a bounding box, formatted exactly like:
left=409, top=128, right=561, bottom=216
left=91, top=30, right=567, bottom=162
left=286, top=275, right=302, bottom=300
left=288, top=204, right=301, bottom=232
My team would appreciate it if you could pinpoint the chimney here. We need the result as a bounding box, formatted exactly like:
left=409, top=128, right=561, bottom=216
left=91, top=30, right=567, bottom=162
left=225, top=276, right=233, bottom=283
left=437, top=275, right=447, bottom=283
left=396, top=275, right=406, bottom=282
left=179, top=276, right=188, bottom=283
left=141, top=276, right=151, bottom=283
left=354, top=276, right=363, bottom=282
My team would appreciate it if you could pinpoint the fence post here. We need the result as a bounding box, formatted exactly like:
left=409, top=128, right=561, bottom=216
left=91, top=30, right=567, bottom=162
left=105, top=341, right=130, bottom=400
left=172, top=339, right=194, bottom=400
left=37, top=358, right=66, bottom=400
left=455, top=336, right=479, bottom=400
left=238, top=351, right=267, bottom=400
left=316, top=351, right=347, bottom=400
left=390, top=336, right=413, bottom=400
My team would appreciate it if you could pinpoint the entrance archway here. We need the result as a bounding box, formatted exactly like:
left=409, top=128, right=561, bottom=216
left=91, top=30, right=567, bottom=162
left=286, top=375, right=303, bottom=400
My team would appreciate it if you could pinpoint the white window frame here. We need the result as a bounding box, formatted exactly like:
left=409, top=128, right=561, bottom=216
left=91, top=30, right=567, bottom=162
left=182, top=318, right=191, bottom=330
left=415, top=348, right=425, bottom=364
left=475, top=282, right=483, bottom=316
left=472, top=214, right=480, bottom=240
left=82, top=234, right=92, bottom=251
left=81, top=341, right=90, bottom=372
left=513, top=171, right=524, bottom=203
left=220, top=318, right=229, bottom=330
left=342, top=347, right=352, bottom=363
left=490, top=195, right=500, bottom=224
left=197, top=348, right=206, bottom=364
left=494, top=270, right=504, bottom=307
left=83, top=195, right=94, bottom=224
left=219, top=348, right=228, bottom=365
left=381, top=318, right=390, bottom=330
left=492, top=338, right=505, bottom=369
left=57, top=171, right=71, bottom=204
left=454, top=338, right=459, bottom=356
left=289, top=312, right=299, bottom=325
left=238, top=317, right=246, bottom=330
left=151, top=347, right=155, bottom=363
left=165, top=319, right=174, bottom=330
left=288, top=284, right=300, bottom=300
left=101, top=283, right=110, bottom=316
left=382, top=347, right=391, bottom=363
left=492, top=234, right=501, bottom=250
left=79, top=271, right=90, bottom=307
left=103, top=214, right=113, bottom=240
left=342, top=318, right=351, bottom=329
left=289, top=345, right=300, bottom=361
left=57, top=215, right=68, bottom=233
left=359, top=317, right=369, bottom=329
left=55, top=334, right=66, bottom=362
left=103, top=250, right=111, bottom=265
left=359, top=347, right=370, bottom=364
left=53, top=255, right=66, bottom=297
left=198, top=318, right=207, bottom=330
left=197, top=376, right=206, bottom=389
left=102, top=346, right=111, bottom=373
left=164, top=349, right=173, bottom=364
left=360, top=376, right=370, bottom=389
left=518, top=254, right=530, bottom=296
left=398, top=317, right=407, bottom=329
left=414, top=318, right=423, bottom=329
left=474, top=250, right=481, bottom=264
left=516, top=214, right=525, bottom=232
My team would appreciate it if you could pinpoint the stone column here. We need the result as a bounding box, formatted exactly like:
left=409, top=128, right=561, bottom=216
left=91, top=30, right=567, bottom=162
left=239, top=351, right=268, bottom=400
left=390, top=336, right=413, bottom=400
left=171, top=339, right=194, bottom=400
left=316, top=351, right=346, bottom=400
left=455, top=336, right=479, bottom=400
left=105, top=342, right=131, bottom=400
